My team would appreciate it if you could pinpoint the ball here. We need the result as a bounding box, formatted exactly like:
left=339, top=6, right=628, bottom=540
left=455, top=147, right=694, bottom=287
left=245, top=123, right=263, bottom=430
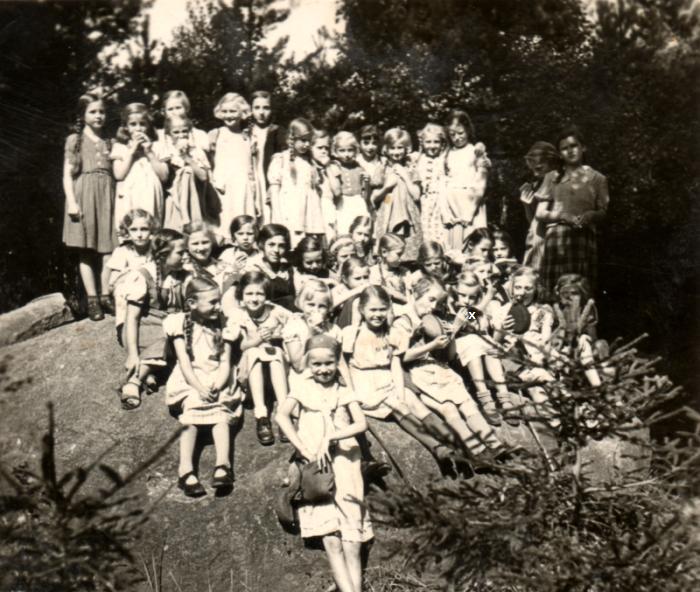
left=508, top=302, right=531, bottom=334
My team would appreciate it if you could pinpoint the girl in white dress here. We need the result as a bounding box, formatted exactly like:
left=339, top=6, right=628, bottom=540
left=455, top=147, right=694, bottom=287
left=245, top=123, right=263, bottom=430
left=276, top=334, right=373, bottom=592
left=208, top=93, right=258, bottom=239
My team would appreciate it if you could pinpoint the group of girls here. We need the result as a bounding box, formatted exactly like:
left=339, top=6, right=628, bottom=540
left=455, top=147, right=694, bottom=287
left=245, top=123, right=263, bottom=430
left=63, top=88, right=610, bottom=592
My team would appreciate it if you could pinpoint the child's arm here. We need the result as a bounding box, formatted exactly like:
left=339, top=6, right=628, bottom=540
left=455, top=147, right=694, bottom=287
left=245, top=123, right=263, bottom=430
left=144, top=140, right=169, bottom=183
left=171, top=336, right=213, bottom=400
left=317, top=401, right=367, bottom=469
left=62, top=156, right=80, bottom=217
left=276, top=398, right=314, bottom=461
left=395, top=165, right=421, bottom=201
left=113, top=143, right=137, bottom=181
left=123, top=302, right=143, bottom=375
left=284, top=338, right=306, bottom=374
left=240, top=330, right=265, bottom=351
left=403, top=335, right=450, bottom=363
left=212, top=341, right=233, bottom=392
left=326, top=163, right=342, bottom=199
left=332, top=285, right=365, bottom=308
left=184, top=150, right=208, bottom=182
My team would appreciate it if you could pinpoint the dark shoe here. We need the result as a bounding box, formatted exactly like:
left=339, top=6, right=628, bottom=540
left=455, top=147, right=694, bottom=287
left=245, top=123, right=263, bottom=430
left=212, top=465, right=234, bottom=489
left=100, top=295, right=115, bottom=316
left=87, top=296, right=104, bottom=321
left=278, top=426, right=290, bottom=444
left=177, top=471, right=206, bottom=497
left=256, top=417, right=274, bottom=446
left=476, top=390, right=502, bottom=426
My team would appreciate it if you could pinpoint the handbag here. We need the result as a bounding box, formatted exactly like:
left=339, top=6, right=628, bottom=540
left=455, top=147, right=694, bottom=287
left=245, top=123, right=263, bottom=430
left=297, top=460, right=335, bottom=504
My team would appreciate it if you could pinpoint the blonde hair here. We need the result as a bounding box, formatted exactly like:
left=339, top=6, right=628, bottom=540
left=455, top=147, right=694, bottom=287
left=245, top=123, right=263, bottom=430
left=162, top=90, right=191, bottom=114
left=213, top=93, right=251, bottom=121
left=506, top=266, right=541, bottom=301
left=295, top=278, right=333, bottom=310
left=418, top=123, right=447, bottom=149
left=164, top=114, right=193, bottom=136
left=382, top=128, right=412, bottom=158
left=331, top=131, right=359, bottom=157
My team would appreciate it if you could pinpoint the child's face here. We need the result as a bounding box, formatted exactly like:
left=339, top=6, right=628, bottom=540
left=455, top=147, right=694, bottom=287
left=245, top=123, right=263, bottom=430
left=351, top=225, right=371, bottom=248
left=512, top=276, right=536, bottom=305
left=292, top=131, right=313, bottom=156
left=414, top=286, right=447, bottom=317
left=233, top=223, right=256, bottom=251
left=387, top=143, right=407, bottom=163
left=241, top=283, right=266, bottom=314
left=361, top=295, right=389, bottom=330
left=302, top=250, right=324, bottom=274
left=423, top=256, right=443, bottom=277
left=189, top=288, right=221, bottom=321
left=447, top=123, right=469, bottom=148
left=527, top=157, right=551, bottom=179
left=559, top=135, right=584, bottom=166
left=300, top=293, right=330, bottom=324
left=558, top=285, right=583, bottom=308
left=307, top=348, right=338, bottom=384
left=126, top=113, right=148, bottom=139
left=84, top=100, right=106, bottom=130
left=311, top=137, right=330, bottom=165
left=492, top=239, right=510, bottom=260
left=251, top=97, right=271, bottom=126
left=335, top=245, right=355, bottom=268
left=169, top=124, right=190, bottom=142
left=472, top=262, right=499, bottom=288
left=188, top=231, right=213, bottom=263
left=467, top=238, right=492, bottom=262
left=127, top=216, right=152, bottom=249
left=453, top=282, right=481, bottom=309
left=164, top=98, right=187, bottom=119
left=219, top=101, right=242, bottom=127
left=382, top=245, right=404, bottom=267
left=262, top=235, right=287, bottom=265
left=345, top=265, right=369, bottom=289
left=336, top=141, right=357, bottom=164
left=165, top=239, right=186, bottom=270
left=359, top=136, right=379, bottom=160
left=423, top=136, right=442, bottom=157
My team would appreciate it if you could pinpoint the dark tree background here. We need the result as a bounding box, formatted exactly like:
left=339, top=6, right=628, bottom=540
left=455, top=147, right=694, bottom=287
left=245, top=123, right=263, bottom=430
left=0, top=0, right=697, bottom=396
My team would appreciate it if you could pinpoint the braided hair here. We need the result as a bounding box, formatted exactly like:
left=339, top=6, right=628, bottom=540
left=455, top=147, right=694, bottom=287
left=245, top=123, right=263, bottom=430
left=151, top=229, right=185, bottom=308
left=287, top=118, right=314, bottom=185
left=183, top=221, right=218, bottom=281
left=183, top=276, right=223, bottom=361
left=70, top=92, right=106, bottom=176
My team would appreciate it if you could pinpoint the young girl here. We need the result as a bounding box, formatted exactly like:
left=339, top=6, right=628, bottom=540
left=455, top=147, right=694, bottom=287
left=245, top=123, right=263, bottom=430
left=111, top=103, right=168, bottom=228
left=209, top=93, right=258, bottom=237
left=491, top=227, right=519, bottom=293
left=244, top=224, right=296, bottom=310
left=218, top=215, right=259, bottom=286
left=392, top=276, right=503, bottom=459
left=449, top=270, right=520, bottom=426
left=443, top=109, right=490, bottom=251
left=408, top=241, right=453, bottom=292
left=310, top=129, right=337, bottom=241
left=183, top=222, right=233, bottom=296
left=231, top=271, right=291, bottom=446
left=106, top=209, right=157, bottom=295
left=114, top=229, right=187, bottom=410
left=369, top=234, right=410, bottom=306
left=356, top=124, right=385, bottom=191
left=536, top=125, right=609, bottom=301
left=462, top=227, right=494, bottom=265
left=293, top=235, right=333, bottom=292
left=157, top=90, right=209, bottom=153
left=520, top=142, right=559, bottom=269
left=276, top=334, right=373, bottom=592
left=374, top=128, right=423, bottom=261
left=283, top=279, right=343, bottom=393
left=62, top=92, right=116, bottom=321
left=164, top=277, right=242, bottom=496
left=161, top=114, right=210, bottom=232
left=268, top=118, right=324, bottom=248
left=328, top=234, right=356, bottom=284
left=342, top=286, right=458, bottom=473
left=327, top=132, right=371, bottom=235
left=415, top=123, right=449, bottom=247
left=349, top=215, right=375, bottom=264
left=332, top=256, right=371, bottom=328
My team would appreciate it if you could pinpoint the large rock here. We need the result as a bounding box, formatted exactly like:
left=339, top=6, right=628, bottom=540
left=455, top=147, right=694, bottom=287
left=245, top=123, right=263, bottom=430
left=0, top=293, right=73, bottom=347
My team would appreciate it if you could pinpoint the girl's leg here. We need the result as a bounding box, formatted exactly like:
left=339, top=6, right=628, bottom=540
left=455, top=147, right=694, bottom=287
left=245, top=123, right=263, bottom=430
left=269, top=360, right=289, bottom=404
left=322, top=535, right=355, bottom=592
left=422, top=398, right=473, bottom=444
left=78, top=251, right=98, bottom=297
left=459, top=401, right=501, bottom=452
left=248, top=362, right=267, bottom=419
left=178, top=425, right=198, bottom=480
left=483, top=355, right=518, bottom=425
left=100, top=253, right=112, bottom=296
left=466, top=358, right=500, bottom=425
left=341, top=540, right=363, bottom=592
left=212, top=422, right=231, bottom=468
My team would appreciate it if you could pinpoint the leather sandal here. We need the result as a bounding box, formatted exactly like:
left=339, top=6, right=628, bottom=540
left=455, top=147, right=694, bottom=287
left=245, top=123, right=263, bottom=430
left=178, top=471, right=206, bottom=497
left=212, top=465, right=234, bottom=489
left=476, top=390, right=502, bottom=426
left=497, top=392, right=521, bottom=426
left=119, top=378, right=142, bottom=410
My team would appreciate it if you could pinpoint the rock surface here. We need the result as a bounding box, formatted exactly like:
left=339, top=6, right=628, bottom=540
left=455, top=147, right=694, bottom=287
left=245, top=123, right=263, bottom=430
left=0, top=292, right=73, bottom=347
left=0, top=317, right=650, bottom=591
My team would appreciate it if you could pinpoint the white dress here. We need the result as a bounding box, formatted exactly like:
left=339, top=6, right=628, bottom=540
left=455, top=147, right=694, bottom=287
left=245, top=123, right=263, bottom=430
left=290, top=377, right=373, bottom=543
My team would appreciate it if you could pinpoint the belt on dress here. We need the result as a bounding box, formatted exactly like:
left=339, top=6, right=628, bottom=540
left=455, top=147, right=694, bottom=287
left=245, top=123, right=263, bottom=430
left=82, top=169, right=112, bottom=176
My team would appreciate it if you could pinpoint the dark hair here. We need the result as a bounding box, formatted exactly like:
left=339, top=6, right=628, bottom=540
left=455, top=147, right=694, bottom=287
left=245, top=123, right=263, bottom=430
left=236, top=270, right=270, bottom=302
left=358, top=285, right=391, bottom=310
left=116, top=103, right=157, bottom=144
left=556, top=125, right=585, bottom=151
left=412, top=275, right=445, bottom=301
left=464, top=227, right=494, bottom=253
left=555, top=273, right=592, bottom=302
left=358, top=124, right=380, bottom=141
left=445, top=109, right=475, bottom=144
left=340, top=255, right=369, bottom=284
left=491, top=228, right=514, bottom=257
left=258, top=223, right=290, bottom=251
left=294, top=235, right=328, bottom=271
left=69, top=92, right=108, bottom=175
left=230, top=215, right=258, bottom=241
left=378, top=233, right=405, bottom=255
left=151, top=229, right=185, bottom=303
left=349, top=215, right=373, bottom=235
left=417, top=241, right=444, bottom=264
left=251, top=90, right=272, bottom=103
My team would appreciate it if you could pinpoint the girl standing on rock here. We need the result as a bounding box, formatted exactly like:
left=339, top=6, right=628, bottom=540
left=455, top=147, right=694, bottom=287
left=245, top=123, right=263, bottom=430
left=277, top=334, right=373, bottom=592
left=62, top=91, right=117, bottom=321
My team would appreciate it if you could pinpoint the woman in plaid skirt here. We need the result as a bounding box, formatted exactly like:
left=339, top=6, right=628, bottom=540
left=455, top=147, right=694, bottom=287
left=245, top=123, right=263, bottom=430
left=536, top=126, right=609, bottom=301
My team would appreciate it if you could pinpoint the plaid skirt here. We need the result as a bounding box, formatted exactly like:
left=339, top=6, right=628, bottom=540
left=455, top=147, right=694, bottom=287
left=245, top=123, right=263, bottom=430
left=540, top=224, right=597, bottom=302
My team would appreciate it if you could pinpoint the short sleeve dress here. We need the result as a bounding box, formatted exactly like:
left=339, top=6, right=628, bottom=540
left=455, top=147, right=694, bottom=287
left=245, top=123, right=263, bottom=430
left=163, top=312, right=243, bottom=425
left=163, top=146, right=210, bottom=232
left=415, top=152, right=449, bottom=248
left=62, top=133, right=116, bottom=253
left=111, top=142, right=165, bottom=228
left=106, top=245, right=152, bottom=288
left=289, top=377, right=373, bottom=543
left=333, top=162, right=369, bottom=235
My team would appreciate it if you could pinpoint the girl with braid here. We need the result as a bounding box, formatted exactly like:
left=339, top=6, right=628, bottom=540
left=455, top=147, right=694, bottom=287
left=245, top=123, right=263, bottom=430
left=62, top=91, right=117, bottom=321
left=164, top=276, right=243, bottom=497
left=114, top=229, right=187, bottom=410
